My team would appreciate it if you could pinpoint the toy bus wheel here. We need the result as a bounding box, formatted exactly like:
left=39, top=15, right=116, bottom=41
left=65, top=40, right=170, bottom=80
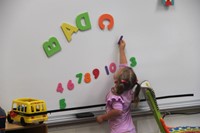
left=39, top=121, right=44, bottom=124
left=20, top=117, right=27, bottom=126
left=7, top=114, right=14, bottom=123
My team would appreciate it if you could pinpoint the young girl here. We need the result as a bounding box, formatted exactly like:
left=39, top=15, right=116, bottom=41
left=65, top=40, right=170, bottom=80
left=96, top=39, right=141, bottom=133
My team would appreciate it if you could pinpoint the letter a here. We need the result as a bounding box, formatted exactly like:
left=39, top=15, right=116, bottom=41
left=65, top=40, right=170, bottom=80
left=76, top=12, right=91, bottom=31
left=61, top=23, right=78, bottom=42
left=43, top=37, right=61, bottom=57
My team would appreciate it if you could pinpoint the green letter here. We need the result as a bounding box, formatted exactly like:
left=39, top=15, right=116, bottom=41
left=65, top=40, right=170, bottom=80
left=76, top=12, right=91, bottom=31
left=43, top=37, right=61, bottom=57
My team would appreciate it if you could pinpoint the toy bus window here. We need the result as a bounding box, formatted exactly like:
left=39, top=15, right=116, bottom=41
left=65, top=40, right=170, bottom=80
left=17, top=105, right=22, bottom=111
left=36, top=104, right=40, bottom=112
left=31, top=106, right=34, bottom=112
left=21, top=104, right=27, bottom=112
left=25, top=105, right=27, bottom=112
left=12, top=103, right=17, bottom=110
left=21, top=105, right=24, bottom=112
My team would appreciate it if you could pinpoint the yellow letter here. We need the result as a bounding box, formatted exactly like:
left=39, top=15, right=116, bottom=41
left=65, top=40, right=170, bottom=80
left=61, top=23, right=78, bottom=42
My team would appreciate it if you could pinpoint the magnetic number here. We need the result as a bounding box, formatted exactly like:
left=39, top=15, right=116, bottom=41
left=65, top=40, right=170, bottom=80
left=84, top=73, right=91, bottom=83
left=76, top=73, right=83, bottom=84
left=130, top=57, right=137, bottom=67
left=93, top=68, right=100, bottom=79
left=76, top=72, right=92, bottom=84
left=67, top=80, right=74, bottom=90
left=59, top=99, right=67, bottom=109
left=56, top=83, right=64, bottom=93
left=105, top=62, right=117, bottom=75
left=109, top=62, right=117, bottom=73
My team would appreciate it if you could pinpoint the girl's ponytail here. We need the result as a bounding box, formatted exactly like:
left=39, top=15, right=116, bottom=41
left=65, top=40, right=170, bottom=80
left=133, top=83, right=141, bottom=107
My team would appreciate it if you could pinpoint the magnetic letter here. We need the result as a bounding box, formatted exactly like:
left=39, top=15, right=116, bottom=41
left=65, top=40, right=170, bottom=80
left=76, top=12, right=91, bottom=31
left=43, top=37, right=61, bottom=57
left=61, top=23, right=78, bottom=42
left=98, top=14, right=114, bottom=30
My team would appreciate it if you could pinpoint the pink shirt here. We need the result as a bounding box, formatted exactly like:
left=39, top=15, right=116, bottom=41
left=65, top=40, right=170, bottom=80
left=106, top=89, right=136, bottom=133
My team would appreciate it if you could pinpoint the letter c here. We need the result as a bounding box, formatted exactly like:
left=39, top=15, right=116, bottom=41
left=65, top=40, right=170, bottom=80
left=98, top=14, right=114, bottom=30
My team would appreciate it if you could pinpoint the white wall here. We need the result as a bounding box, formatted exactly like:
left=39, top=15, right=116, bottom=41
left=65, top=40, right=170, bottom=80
left=1, top=0, right=200, bottom=115
left=48, top=114, right=200, bottom=133
left=1, top=1, right=200, bottom=132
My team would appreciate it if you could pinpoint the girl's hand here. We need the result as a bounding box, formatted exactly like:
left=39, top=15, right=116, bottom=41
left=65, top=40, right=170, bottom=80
left=96, top=115, right=104, bottom=124
left=119, top=40, right=126, bottom=50
left=96, top=109, right=122, bottom=124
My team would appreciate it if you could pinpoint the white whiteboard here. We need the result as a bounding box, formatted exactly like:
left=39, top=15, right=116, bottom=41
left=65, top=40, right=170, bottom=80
left=0, top=0, right=200, bottom=117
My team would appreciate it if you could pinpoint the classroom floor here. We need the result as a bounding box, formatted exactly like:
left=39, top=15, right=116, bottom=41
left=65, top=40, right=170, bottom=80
left=48, top=121, right=109, bottom=133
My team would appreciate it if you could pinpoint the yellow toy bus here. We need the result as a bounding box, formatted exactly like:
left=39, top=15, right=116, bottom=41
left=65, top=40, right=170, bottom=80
left=7, top=98, right=48, bottom=126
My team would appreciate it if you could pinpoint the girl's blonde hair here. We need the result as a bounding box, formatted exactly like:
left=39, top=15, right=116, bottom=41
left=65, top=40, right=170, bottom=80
left=115, top=67, right=141, bottom=105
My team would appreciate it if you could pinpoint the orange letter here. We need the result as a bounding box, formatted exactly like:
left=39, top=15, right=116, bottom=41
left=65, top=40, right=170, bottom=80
left=98, top=14, right=114, bottom=30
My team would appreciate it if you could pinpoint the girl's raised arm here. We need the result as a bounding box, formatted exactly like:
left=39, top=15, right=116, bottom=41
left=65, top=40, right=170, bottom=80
left=119, top=40, right=127, bottom=65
